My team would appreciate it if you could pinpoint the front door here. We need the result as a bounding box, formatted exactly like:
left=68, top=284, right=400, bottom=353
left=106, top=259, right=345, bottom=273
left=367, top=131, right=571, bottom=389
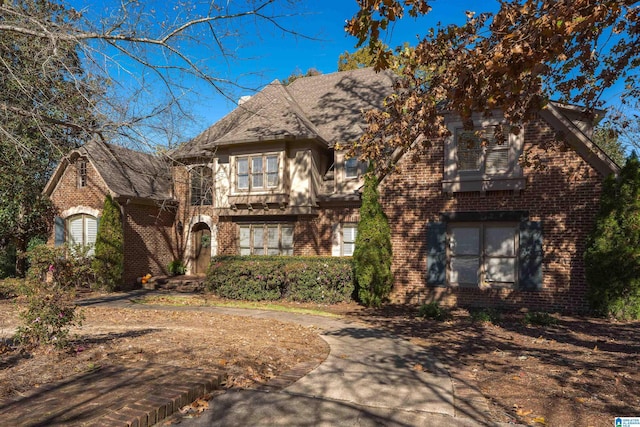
left=192, top=223, right=211, bottom=275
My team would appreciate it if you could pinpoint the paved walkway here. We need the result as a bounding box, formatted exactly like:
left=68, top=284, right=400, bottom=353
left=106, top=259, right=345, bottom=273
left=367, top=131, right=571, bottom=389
left=0, top=292, right=507, bottom=426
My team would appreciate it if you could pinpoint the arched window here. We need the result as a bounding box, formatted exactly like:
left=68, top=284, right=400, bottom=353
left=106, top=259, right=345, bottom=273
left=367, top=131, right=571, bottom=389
left=66, top=214, right=98, bottom=255
left=190, top=166, right=213, bottom=206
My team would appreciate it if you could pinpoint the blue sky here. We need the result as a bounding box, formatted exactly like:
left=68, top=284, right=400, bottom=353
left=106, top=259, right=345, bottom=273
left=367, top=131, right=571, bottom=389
left=70, top=0, right=630, bottom=146
left=71, top=0, right=497, bottom=143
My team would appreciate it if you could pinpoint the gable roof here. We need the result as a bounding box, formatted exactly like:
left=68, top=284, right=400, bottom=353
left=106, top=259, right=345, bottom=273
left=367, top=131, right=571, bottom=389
left=541, top=102, right=620, bottom=176
left=173, top=67, right=396, bottom=159
left=44, top=138, right=173, bottom=202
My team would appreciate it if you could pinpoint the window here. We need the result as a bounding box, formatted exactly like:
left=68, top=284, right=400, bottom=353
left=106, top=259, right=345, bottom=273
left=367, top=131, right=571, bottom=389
left=345, top=157, right=359, bottom=179
left=456, top=127, right=509, bottom=174
left=342, top=224, right=357, bottom=256
left=443, top=117, right=525, bottom=193
left=66, top=214, right=98, bottom=256
left=77, top=160, right=88, bottom=188
left=190, top=166, right=213, bottom=206
left=239, top=223, right=294, bottom=256
left=449, top=223, right=517, bottom=288
left=236, top=154, right=279, bottom=191
left=332, top=223, right=358, bottom=256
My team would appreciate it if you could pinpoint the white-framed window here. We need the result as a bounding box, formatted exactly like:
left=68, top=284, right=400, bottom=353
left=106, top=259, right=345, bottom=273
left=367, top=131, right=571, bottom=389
left=190, top=166, right=213, bottom=206
left=77, top=160, right=88, bottom=188
left=332, top=223, right=358, bottom=257
left=236, top=154, right=279, bottom=191
left=67, top=214, right=98, bottom=256
left=443, top=114, right=524, bottom=193
left=345, top=157, right=360, bottom=179
left=455, top=126, right=509, bottom=174
left=448, top=222, right=518, bottom=288
left=239, top=223, right=294, bottom=256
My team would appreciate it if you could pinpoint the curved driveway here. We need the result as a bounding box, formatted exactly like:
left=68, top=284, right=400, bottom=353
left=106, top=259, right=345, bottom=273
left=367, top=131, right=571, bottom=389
left=81, top=292, right=504, bottom=426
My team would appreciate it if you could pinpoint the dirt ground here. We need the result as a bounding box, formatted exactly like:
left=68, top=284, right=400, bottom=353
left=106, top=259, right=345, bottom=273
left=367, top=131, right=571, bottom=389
left=1, top=292, right=639, bottom=426
left=355, top=306, right=640, bottom=426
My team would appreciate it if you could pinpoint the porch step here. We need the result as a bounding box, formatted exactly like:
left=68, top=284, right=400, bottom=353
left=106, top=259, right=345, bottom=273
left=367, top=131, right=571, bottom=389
left=145, top=275, right=206, bottom=293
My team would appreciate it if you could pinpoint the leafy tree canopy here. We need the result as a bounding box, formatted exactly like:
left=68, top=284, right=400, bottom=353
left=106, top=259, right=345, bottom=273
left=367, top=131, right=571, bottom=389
left=345, top=0, right=639, bottom=170
left=282, top=67, right=322, bottom=85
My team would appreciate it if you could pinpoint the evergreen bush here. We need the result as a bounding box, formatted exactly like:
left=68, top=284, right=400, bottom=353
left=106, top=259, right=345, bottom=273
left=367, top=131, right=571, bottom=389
left=585, top=154, right=640, bottom=319
left=353, top=165, right=393, bottom=307
left=205, top=256, right=354, bottom=303
left=92, top=195, right=124, bottom=291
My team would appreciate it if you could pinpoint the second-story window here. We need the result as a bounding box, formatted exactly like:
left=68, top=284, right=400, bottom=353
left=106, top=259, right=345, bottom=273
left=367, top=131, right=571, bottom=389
left=236, top=154, right=279, bottom=191
left=345, top=157, right=359, bottom=179
left=190, top=166, right=213, bottom=206
left=77, top=160, right=88, bottom=188
left=456, top=126, right=509, bottom=175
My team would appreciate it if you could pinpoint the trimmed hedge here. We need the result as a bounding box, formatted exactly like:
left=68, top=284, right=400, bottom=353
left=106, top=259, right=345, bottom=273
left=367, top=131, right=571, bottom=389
left=205, top=256, right=354, bottom=303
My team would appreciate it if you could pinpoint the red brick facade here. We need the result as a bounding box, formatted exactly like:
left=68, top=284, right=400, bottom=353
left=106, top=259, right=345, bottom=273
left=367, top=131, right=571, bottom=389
left=379, top=116, right=605, bottom=312
left=48, top=156, right=177, bottom=287
left=47, top=114, right=610, bottom=312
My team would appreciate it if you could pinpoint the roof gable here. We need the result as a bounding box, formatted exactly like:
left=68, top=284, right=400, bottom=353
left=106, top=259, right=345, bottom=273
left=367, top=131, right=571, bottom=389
left=44, top=139, right=173, bottom=202
left=173, top=67, right=396, bottom=159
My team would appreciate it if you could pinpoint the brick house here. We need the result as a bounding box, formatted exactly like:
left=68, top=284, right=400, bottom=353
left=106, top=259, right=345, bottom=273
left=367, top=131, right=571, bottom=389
left=44, top=68, right=618, bottom=311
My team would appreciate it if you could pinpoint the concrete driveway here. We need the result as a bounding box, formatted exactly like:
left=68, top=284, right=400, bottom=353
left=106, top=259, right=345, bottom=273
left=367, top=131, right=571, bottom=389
left=171, top=307, right=500, bottom=427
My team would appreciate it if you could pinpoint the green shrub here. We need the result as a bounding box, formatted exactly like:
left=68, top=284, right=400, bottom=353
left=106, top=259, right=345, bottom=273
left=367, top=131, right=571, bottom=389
left=0, top=242, right=17, bottom=279
left=284, top=259, right=354, bottom=303
left=522, top=311, right=558, bottom=326
left=205, top=256, right=354, bottom=303
left=469, top=307, right=502, bottom=324
left=206, top=257, right=285, bottom=301
left=167, top=260, right=187, bottom=276
left=0, top=278, right=28, bottom=299
left=353, top=166, right=393, bottom=307
left=585, top=154, right=640, bottom=319
left=27, top=244, right=95, bottom=289
left=418, top=301, right=450, bottom=321
left=14, top=279, right=83, bottom=349
left=92, top=195, right=124, bottom=291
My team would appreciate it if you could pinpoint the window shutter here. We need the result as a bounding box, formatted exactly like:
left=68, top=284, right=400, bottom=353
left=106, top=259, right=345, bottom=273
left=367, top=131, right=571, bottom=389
left=331, top=224, right=341, bottom=257
left=519, top=221, right=543, bottom=290
left=54, top=216, right=65, bottom=247
left=68, top=216, right=83, bottom=245
left=86, top=217, right=98, bottom=246
left=426, top=222, right=447, bottom=286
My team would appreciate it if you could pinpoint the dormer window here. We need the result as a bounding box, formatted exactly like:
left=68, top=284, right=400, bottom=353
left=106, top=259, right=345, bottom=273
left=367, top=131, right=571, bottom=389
left=345, top=157, right=359, bottom=179
left=443, top=115, right=525, bottom=193
left=77, top=160, right=88, bottom=188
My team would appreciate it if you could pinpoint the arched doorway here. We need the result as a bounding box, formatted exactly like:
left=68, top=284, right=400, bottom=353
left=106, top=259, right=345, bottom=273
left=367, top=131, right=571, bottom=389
left=191, top=222, right=211, bottom=275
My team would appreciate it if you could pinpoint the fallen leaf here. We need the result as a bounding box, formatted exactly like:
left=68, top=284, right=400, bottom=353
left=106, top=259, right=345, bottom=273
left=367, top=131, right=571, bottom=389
left=413, top=363, right=424, bottom=372
left=532, top=416, right=547, bottom=425
left=516, top=408, right=533, bottom=416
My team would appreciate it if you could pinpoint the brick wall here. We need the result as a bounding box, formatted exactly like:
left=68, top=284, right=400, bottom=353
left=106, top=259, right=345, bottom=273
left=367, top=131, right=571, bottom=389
left=379, top=116, right=606, bottom=313
left=121, top=203, right=176, bottom=286
left=49, top=156, right=179, bottom=288
left=48, top=156, right=108, bottom=225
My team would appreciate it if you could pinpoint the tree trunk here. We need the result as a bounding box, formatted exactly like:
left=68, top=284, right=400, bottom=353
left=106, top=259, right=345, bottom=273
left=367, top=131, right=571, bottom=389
left=15, top=236, right=27, bottom=277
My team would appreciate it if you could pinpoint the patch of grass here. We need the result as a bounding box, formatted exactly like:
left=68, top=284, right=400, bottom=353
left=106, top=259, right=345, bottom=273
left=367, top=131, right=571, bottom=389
left=522, top=311, right=558, bottom=326
left=418, top=301, right=450, bottom=321
left=135, top=294, right=342, bottom=318
left=469, top=307, right=502, bottom=324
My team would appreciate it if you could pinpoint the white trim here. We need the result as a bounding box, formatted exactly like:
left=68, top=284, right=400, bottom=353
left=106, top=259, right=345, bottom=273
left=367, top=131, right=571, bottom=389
left=60, top=206, right=101, bottom=219
left=185, top=215, right=217, bottom=275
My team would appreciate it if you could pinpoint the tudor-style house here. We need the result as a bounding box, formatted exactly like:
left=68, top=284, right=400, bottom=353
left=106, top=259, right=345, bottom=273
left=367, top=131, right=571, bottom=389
left=44, top=67, right=619, bottom=312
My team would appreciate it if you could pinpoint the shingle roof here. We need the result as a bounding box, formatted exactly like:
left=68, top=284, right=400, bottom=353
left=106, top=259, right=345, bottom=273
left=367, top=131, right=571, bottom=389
left=78, top=139, right=173, bottom=201
left=174, top=67, right=395, bottom=159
